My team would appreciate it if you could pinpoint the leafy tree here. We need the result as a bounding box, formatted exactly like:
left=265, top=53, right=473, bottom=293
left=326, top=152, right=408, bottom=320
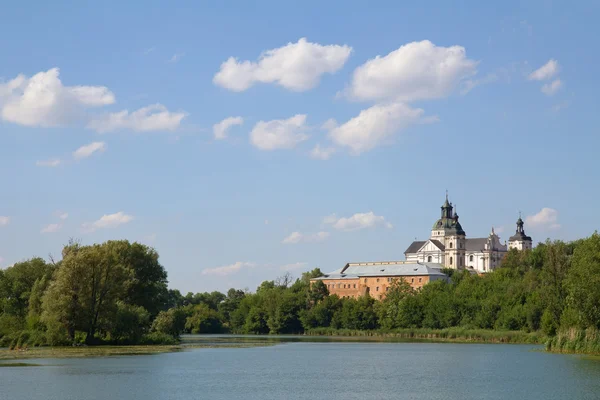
left=565, top=232, right=600, bottom=329
left=41, top=244, right=130, bottom=344
left=185, top=303, right=223, bottom=333
left=151, top=307, right=187, bottom=337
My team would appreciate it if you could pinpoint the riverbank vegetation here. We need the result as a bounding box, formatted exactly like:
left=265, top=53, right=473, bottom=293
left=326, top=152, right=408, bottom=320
left=1, top=233, right=600, bottom=354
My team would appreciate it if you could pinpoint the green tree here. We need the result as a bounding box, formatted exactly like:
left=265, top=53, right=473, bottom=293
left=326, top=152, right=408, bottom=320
left=564, top=232, right=600, bottom=329
left=185, top=303, right=223, bottom=333
left=41, top=244, right=130, bottom=344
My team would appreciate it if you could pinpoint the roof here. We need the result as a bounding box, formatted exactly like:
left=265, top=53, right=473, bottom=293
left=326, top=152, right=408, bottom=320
left=509, top=232, right=532, bottom=242
left=465, top=238, right=488, bottom=251
left=404, top=241, right=426, bottom=254
left=430, top=239, right=445, bottom=251
left=312, top=261, right=448, bottom=281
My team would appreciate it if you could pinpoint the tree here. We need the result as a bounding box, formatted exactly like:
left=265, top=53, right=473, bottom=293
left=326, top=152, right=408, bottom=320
left=151, top=307, right=187, bottom=337
left=0, top=258, right=53, bottom=318
left=105, top=241, right=169, bottom=317
left=565, top=233, right=600, bottom=329
left=185, top=303, right=223, bottom=333
left=41, top=244, right=130, bottom=344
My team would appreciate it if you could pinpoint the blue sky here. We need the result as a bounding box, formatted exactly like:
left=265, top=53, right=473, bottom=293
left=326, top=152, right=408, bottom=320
left=1, top=0, right=598, bottom=293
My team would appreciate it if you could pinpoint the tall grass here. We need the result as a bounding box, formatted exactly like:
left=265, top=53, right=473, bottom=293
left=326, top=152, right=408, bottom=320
left=305, top=327, right=546, bottom=344
left=546, top=328, right=600, bottom=355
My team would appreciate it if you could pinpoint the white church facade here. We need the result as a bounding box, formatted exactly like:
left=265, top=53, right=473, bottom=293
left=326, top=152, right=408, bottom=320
left=404, top=196, right=533, bottom=273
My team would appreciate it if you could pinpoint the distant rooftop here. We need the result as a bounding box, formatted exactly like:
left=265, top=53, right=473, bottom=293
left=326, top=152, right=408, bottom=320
left=313, top=261, right=447, bottom=280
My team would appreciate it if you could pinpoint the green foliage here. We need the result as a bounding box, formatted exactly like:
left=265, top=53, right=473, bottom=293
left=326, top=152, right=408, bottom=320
left=184, top=303, right=223, bottom=333
left=151, top=308, right=187, bottom=337
left=2, top=233, right=600, bottom=354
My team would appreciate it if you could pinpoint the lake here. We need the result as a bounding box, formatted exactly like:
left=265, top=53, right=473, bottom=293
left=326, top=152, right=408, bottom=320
left=2, top=339, right=600, bottom=400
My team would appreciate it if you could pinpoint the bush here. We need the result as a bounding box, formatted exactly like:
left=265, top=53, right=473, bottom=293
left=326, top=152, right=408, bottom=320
left=139, top=332, right=178, bottom=345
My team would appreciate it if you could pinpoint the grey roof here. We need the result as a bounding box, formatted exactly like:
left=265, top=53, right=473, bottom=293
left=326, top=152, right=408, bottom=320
left=465, top=238, right=488, bottom=251
left=404, top=241, right=426, bottom=254
left=313, top=261, right=447, bottom=281
left=430, top=239, right=445, bottom=251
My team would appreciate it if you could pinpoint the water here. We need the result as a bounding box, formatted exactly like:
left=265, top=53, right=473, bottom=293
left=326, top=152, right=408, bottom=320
left=2, top=341, right=600, bottom=400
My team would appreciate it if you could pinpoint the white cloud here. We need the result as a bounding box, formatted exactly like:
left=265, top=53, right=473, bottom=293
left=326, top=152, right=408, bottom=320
left=41, top=223, right=62, bottom=233
left=280, top=262, right=308, bottom=271
left=36, top=158, right=62, bottom=167
left=58, top=212, right=69, bottom=220
left=213, top=37, right=352, bottom=92
left=324, top=212, right=393, bottom=231
left=526, top=208, right=560, bottom=230
left=201, top=261, right=256, bottom=276
left=321, top=118, right=338, bottom=131
left=250, top=114, right=309, bottom=150
left=0, top=216, right=10, bottom=226
left=213, top=116, right=244, bottom=140
left=168, top=53, right=185, bottom=63
left=73, top=141, right=106, bottom=160
left=310, top=144, right=336, bottom=160
left=328, top=102, right=435, bottom=154
left=282, top=231, right=330, bottom=244
left=346, top=40, right=477, bottom=102
left=88, top=104, right=187, bottom=133
left=0, top=68, right=115, bottom=127
left=528, top=59, right=559, bottom=81
left=82, top=211, right=134, bottom=232
left=541, top=79, right=562, bottom=96
left=461, top=73, right=499, bottom=95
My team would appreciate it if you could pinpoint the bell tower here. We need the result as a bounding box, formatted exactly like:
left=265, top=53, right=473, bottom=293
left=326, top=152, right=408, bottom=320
left=508, top=212, right=533, bottom=250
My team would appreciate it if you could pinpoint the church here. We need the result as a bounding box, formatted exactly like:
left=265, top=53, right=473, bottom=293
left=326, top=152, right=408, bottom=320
left=310, top=195, right=533, bottom=299
left=404, top=195, right=533, bottom=273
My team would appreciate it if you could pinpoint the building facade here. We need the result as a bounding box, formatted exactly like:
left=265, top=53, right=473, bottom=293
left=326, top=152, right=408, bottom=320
left=404, top=195, right=533, bottom=273
left=312, top=261, right=448, bottom=300
left=310, top=195, right=534, bottom=299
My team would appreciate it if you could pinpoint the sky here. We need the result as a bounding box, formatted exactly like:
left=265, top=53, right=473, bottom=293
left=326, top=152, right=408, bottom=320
left=1, top=0, right=598, bottom=294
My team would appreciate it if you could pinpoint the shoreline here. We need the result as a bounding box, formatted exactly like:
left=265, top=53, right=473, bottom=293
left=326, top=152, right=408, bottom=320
left=0, top=330, right=550, bottom=361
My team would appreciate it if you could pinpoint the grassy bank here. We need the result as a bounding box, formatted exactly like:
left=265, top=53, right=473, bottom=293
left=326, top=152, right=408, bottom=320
left=305, top=327, right=547, bottom=344
left=546, top=328, right=600, bottom=355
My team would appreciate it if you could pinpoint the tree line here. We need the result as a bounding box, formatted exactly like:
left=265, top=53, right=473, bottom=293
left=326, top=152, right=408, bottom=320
left=1, top=233, right=600, bottom=349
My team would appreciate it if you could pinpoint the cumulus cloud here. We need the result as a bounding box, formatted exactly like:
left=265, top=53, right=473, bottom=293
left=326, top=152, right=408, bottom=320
left=58, top=212, right=69, bottom=220
left=88, top=104, right=187, bottom=133
left=526, top=208, right=560, bottom=230
left=213, top=37, right=352, bottom=92
left=310, top=144, right=336, bottom=160
left=250, top=114, right=309, bottom=150
left=213, top=116, right=244, bottom=140
left=345, top=40, right=477, bottom=102
left=328, top=102, right=435, bottom=154
left=541, top=79, right=562, bottom=96
left=82, top=211, right=134, bottom=232
left=282, top=231, right=330, bottom=244
left=41, top=223, right=62, bottom=233
left=324, top=212, right=393, bottom=231
left=73, top=141, right=106, bottom=160
left=528, top=59, right=559, bottom=81
left=0, top=216, right=10, bottom=226
left=36, top=158, right=62, bottom=167
left=0, top=68, right=115, bottom=127
left=201, top=261, right=256, bottom=276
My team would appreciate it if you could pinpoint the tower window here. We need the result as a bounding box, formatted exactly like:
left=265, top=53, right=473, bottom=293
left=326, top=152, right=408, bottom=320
left=450, top=242, right=453, bottom=248
left=450, top=257, right=453, bottom=265
left=470, top=255, right=473, bottom=262
left=428, top=256, right=432, bottom=262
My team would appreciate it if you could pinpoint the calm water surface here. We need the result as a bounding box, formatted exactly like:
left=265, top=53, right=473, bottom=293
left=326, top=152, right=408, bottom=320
left=2, top=341, right=600, bottom=400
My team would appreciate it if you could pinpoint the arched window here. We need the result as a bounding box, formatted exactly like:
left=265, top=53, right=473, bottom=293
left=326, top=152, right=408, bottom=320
left=469, top=255, right=473, bottom=262
left=428, top=256, right=432, bottom=262
left=450, top=257, right=453, bottom=265
left=450, top=242, right=453, bottom=248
